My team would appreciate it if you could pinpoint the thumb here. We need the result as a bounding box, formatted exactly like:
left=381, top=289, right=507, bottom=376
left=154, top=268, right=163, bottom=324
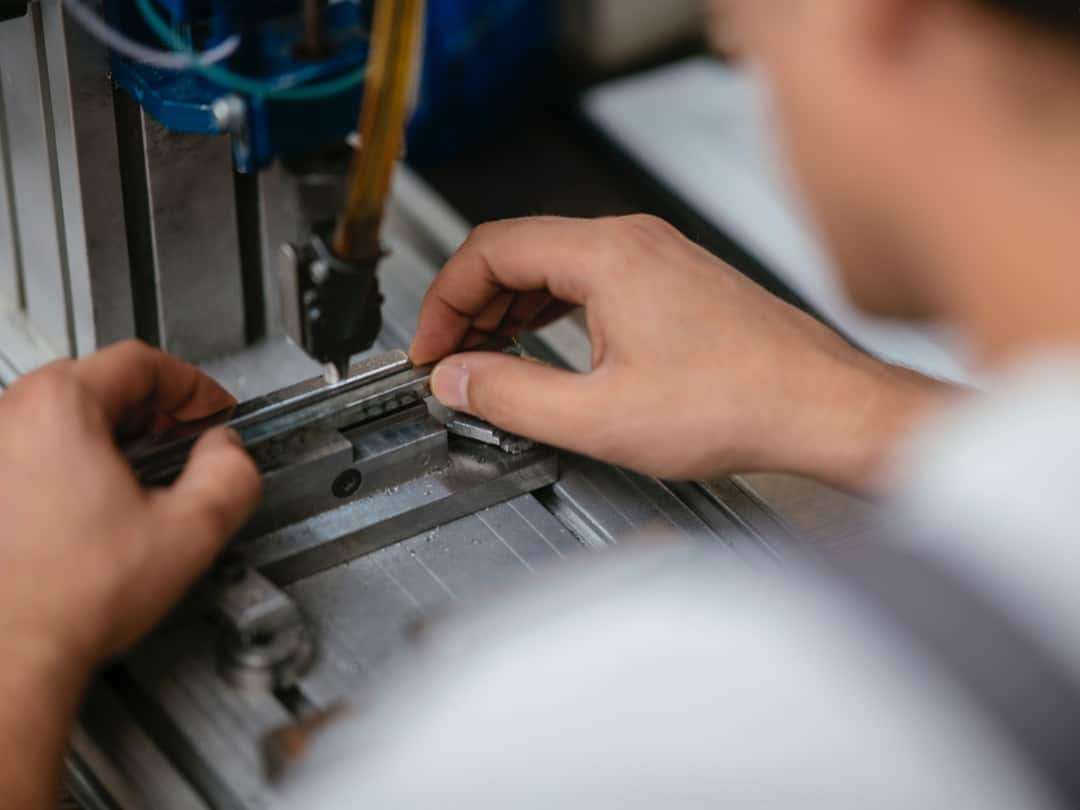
left=430, top=352, right=603, bottom=451
left=145, top=427, right=262, bottom=589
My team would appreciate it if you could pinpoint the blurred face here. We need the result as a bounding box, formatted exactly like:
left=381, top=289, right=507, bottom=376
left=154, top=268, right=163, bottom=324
left=720, top=0, right=940, bottom=319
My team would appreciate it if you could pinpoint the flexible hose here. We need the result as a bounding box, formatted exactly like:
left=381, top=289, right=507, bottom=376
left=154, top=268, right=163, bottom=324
left=333, top=0, right=426, bottom=260
left=134, top=0, right=366, bottom=101
left=61, top=0, right=239, bottom=69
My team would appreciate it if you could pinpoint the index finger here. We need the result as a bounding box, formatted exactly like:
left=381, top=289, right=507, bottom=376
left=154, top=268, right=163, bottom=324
left=410, top=217, right=615, bottom=364
left=74, top=340, right=236, bottom=432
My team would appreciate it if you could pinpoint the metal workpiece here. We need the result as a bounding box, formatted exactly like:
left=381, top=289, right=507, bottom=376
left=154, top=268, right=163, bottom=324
left=445, top=411, right=536, bottom=454
left=244, top=406, right=448, bottom=539
left=213, top=562, right=317, bottom=692
left=127, top=348, right=424, bottom=484
left=246, top=441, right=560, bottom=585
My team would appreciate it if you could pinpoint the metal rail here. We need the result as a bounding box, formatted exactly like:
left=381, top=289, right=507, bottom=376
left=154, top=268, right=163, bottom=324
left=127, top=349, right=434, bottom=484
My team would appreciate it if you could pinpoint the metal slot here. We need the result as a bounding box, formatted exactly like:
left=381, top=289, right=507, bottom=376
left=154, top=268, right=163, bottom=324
left=245, top=441, right=560, bottom=585
left=243, top=404, right=448, bottom=538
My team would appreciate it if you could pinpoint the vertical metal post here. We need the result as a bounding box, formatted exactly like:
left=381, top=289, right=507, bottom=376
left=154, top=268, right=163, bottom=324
left=130, top=110, right=248, bottom=363
left=0, top=60, right=23, bottom=313
left=39, top=0, right=134, bottom=355
left=0, top=7, right=74, bottom=356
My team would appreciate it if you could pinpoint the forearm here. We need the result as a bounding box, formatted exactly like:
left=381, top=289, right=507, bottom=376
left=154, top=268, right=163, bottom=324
left=0, top=632, right=91, bottom=810
left=782, top=354, right=960, bottom=495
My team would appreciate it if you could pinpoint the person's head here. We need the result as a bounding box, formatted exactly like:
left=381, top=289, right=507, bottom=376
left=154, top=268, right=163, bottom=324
left=723, top=1, right=1080, bottom=345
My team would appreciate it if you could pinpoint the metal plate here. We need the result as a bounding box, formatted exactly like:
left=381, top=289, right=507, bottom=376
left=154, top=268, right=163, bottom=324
left=246, top=440, right=560, bottom=584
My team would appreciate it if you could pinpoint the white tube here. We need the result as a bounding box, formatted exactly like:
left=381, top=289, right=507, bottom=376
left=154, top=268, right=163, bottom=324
left=61, top=0, right=239, bottom=70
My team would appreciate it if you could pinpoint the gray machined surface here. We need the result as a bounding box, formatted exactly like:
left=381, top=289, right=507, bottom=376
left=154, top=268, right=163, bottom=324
left=0, top=1, right=134, bottom=360
left=0, top=52, right=19, bottom=312
left=131, top=111, right=247, bottom=362
left=38, top=0, right=135, bottom=355
left=0, top=6, right=73, bottom=355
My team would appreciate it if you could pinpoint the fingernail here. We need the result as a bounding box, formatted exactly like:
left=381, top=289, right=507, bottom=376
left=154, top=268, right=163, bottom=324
left=431, top=361, right=470, bottom=410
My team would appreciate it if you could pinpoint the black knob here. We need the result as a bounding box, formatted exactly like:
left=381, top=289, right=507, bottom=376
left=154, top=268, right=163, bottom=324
left=0, top=0, right=28, bottom=23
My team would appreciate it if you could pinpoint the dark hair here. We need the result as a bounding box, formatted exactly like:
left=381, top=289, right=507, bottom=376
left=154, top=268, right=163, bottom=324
left=984, top=0, right=1080, bottom=35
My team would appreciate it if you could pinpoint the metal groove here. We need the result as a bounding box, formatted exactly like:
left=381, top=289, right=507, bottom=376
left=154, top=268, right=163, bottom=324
left=113, top=90, right=161, bottom=347
left=234, top=170, right=267, bottom=344
left=101, top=667, right=247, bottom=810
left=0, top=62, right=25, bottom=311
left=30, top=0, right=75, bottom=356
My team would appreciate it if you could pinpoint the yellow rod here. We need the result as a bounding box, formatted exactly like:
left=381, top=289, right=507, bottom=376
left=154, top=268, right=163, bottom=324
left=333, top=0, right=425, bottom=261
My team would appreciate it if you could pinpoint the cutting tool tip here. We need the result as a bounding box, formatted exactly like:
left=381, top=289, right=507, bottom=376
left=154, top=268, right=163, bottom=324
left=322, top=359, right=348, bottom=385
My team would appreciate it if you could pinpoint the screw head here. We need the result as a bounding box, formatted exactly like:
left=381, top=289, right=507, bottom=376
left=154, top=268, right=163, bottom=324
left=332, top=469, right=363, bottom=499
left=309, top=259, right=330, bottom=285
left=212, top=94, right=246, bottom=134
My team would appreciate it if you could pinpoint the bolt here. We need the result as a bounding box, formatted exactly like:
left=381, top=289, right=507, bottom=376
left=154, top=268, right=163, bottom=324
left=309, top=259, right=330, bottom=285
left=212, top=94, right=246, bottom=135
left=332, top=469, right=363, bottom=499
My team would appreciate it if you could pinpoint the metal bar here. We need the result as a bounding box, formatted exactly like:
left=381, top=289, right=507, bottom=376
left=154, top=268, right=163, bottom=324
left=39, top=0, right=134, bottom=355
left=71, top=680, right=211, bottom=810
left=120, top=625, right=292, bottom=810
left=0, top=9, right=73, bottom=355
left=126, top=349, right=418, bottom=481
left=131, top=341, right=514, bottom=483
left=139, top=111, right=246, bottom=362
left=0, top=58, right=23, bottom=312
left=247, top=444, right=560, bottom=585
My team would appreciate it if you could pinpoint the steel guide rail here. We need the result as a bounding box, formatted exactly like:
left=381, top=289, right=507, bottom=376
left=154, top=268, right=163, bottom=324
left=126, top=349, right=433, bottom=484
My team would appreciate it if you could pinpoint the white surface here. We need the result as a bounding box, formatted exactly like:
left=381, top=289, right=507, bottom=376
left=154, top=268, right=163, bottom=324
left=894, top=352, right=1080, bottom=681
left=583, top=57, right=971, bottom=384
left=281, top=544, right=1056, bottom=810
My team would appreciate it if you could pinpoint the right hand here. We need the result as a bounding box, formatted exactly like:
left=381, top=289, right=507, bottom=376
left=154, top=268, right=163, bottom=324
left=411, top=216, right=947, bottom=491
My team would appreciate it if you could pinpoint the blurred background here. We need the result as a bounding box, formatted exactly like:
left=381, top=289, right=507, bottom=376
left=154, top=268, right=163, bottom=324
left=413, top=0, right=969, bottom=386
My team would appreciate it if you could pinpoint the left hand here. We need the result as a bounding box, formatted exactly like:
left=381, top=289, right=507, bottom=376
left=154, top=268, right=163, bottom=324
left=0, top=340, right=262, bottom=670
left=0, top=340, right=262, bottom=810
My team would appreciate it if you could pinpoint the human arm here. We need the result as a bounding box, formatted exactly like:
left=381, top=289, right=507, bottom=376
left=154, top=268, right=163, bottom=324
left=411, top=215, right=953, bottom=492
left=0, top=341, right=261, bottom=810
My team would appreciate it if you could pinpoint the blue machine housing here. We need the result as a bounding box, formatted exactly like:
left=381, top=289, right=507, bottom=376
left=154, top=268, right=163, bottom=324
left=108, top=0, right=552, bottom=172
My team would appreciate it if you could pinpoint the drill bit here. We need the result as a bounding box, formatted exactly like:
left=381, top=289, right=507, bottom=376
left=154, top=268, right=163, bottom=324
left=323, top=358, right=348, bottom=385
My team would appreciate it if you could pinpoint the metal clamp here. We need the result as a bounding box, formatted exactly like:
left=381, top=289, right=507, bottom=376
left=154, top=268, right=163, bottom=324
left=445, top=411, right=535, bottom=455
left=214, top=561, right=316, bottom=691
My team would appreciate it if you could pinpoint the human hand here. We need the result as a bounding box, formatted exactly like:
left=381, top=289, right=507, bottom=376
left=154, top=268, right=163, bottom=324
left=411, top=216, right=947, bottom=490
left=0, top=341, right=261, bottom=810
left=0, top=340, right=262, bottom=673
